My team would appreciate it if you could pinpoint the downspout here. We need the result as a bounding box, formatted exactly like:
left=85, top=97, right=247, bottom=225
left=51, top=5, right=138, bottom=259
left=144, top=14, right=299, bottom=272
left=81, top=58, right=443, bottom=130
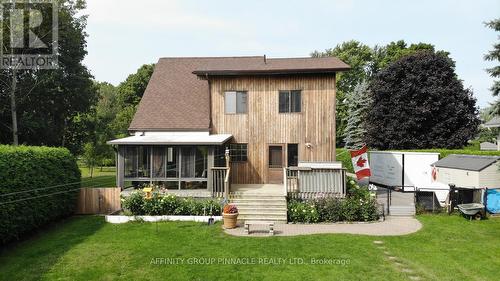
left=207, top=74, right=213, bottom=132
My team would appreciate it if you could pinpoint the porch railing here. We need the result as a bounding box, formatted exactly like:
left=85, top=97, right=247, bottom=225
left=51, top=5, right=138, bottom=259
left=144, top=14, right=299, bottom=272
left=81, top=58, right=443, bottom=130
left=284, top=167, right=346, bottom=199
left=210, top=167, right=230, bottom=198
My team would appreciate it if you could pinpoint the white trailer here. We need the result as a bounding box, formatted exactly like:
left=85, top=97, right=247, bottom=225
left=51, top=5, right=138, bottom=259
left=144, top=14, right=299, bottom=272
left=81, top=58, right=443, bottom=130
left=368, top=151, right=449, bottom=205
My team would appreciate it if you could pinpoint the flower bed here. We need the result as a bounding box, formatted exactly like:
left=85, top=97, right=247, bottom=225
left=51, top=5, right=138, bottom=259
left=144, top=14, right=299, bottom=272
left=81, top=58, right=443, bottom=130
left=122, top=192, right=222, bottom=216
left=105, top=215, right=222, bottom=224
left=287, top=179, right=379, bottom=223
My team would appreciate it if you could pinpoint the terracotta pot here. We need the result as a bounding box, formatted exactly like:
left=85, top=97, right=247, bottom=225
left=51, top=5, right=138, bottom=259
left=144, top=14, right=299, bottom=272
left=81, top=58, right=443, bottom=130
left=223, top=212, right=239, bottom=229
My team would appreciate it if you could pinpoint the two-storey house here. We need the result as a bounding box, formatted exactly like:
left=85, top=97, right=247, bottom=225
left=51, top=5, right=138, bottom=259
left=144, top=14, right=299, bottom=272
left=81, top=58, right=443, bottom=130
left=108, top=56, right=350, bottom=211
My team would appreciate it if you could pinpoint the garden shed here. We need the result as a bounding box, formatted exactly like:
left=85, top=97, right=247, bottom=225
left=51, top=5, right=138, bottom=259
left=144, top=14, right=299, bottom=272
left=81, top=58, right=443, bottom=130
left=433, top=154, right=500, bottom=189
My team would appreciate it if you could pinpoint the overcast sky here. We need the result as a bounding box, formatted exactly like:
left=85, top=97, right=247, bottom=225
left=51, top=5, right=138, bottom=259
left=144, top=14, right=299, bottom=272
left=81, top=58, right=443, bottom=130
left=83, top=0, right=499, bottom=108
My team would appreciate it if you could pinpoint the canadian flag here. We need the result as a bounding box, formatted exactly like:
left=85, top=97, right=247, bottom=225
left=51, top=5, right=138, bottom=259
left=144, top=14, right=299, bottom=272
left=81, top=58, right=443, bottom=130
left=350, top=145, right=371, bottom=180
left=431, top=165, right=437, bottom=182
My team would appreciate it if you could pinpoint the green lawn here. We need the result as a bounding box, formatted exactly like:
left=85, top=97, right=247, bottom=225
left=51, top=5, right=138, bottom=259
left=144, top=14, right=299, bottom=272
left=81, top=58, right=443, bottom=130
left=79, top=166, right=116, bottom=188
left=0, top=215, right=498, bottom=281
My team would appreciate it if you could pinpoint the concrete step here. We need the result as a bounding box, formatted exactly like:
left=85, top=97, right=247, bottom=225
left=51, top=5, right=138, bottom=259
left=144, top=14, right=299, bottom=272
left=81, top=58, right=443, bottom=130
left=233, top=202, right=287, bottom=208
left=238, top=210, right=287, bottom=216
left=236, top=206, right=287, bottom=212
left=230, top=196, right=287, bottom=201
left=389, top=205, right=416, bottom=216
left=229, top=193, right=288, bottom=222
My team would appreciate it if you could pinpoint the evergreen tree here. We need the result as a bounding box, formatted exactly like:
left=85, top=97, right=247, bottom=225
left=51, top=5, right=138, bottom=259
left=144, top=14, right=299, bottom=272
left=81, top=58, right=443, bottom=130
left=344, top=81, right=372, bottom=149
left=484, top=18, right=500, bottom=114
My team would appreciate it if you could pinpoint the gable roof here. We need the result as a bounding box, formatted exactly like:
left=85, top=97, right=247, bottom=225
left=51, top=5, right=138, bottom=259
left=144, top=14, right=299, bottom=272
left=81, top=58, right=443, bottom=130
left=129, top=56, right=349, bottom=131
left=432, top=154, right=500, bottom=171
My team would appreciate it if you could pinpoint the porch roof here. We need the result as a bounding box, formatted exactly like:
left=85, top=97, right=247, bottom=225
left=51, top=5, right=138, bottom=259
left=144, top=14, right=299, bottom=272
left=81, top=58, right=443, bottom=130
left=107, top=131, right=232, bottom=145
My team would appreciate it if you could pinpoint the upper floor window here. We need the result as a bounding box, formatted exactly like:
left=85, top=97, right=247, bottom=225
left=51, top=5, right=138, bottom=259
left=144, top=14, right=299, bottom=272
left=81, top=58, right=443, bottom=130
left=225, top=91, right=247, bottom=114
left=229, top=143, right=248, bottom=162
left=279, top=90, right=301, bottom=113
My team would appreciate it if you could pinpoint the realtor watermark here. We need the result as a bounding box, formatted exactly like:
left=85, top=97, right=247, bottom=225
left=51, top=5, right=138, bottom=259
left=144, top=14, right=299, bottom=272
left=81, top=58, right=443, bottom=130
left=149, top=257, right=351, bottom=266
left=0, top=0, right=58, bottom=69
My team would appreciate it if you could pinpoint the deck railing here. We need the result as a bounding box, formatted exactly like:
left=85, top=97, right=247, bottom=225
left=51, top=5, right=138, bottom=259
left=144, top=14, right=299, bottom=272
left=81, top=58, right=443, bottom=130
left=210, top=167, right=230, bottom=198
left=284, top=167, right=346, bottom=199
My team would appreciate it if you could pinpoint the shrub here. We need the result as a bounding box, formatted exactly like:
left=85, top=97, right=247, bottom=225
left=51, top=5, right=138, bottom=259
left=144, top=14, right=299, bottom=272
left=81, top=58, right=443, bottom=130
left=287, top=199, right=320, bottom=223
left=122, top=193, right=222, bottom=216
left=315, top=197, right=342, bottom=222
left=143, top=193, right=163, bottom=215
left=159, top=194, right=180, bottom=214
left=0, top=145, right=80, bottom=245
left=287, top=187, right=379, bottom=223
left=122, top=191, right=145, bottom=215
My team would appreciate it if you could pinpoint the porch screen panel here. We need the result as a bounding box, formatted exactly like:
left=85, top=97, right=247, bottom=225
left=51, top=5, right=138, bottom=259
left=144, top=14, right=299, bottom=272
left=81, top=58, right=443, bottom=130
left=152, top=146, right=165, bottom=178
left=166, top=147, right=178, bottom=178
left=137, top=146, right=150, bottom=177
left=181, top=147, right=195, bottom=178
left=194, top=147, right=208, bottom=178
left=124, top=146, right=137, bottom=178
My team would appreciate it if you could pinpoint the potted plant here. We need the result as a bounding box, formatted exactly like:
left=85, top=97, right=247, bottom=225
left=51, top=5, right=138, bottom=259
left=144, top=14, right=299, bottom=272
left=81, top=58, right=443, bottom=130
left=222, top=204, right=239, bottom=229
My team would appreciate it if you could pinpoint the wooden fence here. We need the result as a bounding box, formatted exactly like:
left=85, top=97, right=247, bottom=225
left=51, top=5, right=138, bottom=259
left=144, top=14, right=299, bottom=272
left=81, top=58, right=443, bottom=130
left=76, top=187, right=121, bottom=214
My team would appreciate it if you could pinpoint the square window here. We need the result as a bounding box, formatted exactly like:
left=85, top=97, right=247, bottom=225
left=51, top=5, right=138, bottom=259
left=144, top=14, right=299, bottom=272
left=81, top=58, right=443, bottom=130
left=225, top=91, right=247, bottom=114
left=229, top=143, right=248, bottom=162
left=279, top=90, right=301, bottom=113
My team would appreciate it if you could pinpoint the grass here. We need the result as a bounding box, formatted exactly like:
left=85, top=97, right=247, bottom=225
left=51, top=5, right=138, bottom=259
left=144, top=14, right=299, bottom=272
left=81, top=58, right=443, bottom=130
left=79, top=166, right=116, bottom=188
left=0, top=214, right=498, bottom=281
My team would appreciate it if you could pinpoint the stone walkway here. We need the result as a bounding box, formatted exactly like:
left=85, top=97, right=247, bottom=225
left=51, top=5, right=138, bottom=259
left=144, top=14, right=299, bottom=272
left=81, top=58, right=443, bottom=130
left=225, top=216, right=422, bottom=237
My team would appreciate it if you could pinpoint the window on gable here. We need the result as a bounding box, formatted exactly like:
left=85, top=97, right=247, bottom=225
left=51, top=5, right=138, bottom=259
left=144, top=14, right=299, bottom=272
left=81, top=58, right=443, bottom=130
left=279, top=90, right=301, bottom=113
left=229, top=143, right=248, bottom=162
left=225, top=91, right=247, bottom=114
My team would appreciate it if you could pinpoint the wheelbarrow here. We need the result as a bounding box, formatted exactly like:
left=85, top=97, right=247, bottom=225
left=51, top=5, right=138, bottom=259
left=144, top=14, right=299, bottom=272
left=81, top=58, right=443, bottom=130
left=457, top=203, right=485, bottom=220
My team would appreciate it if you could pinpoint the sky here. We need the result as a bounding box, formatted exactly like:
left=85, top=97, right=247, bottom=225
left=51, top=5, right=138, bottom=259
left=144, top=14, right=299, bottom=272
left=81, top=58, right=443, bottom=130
left=82, top=0, right=499, bottom=108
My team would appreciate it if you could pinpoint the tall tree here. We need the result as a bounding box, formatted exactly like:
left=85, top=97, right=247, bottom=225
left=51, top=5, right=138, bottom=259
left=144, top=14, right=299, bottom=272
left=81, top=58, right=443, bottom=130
left=312, top=41, right=373, bottom=146
left=366, top=52, right=480, bottom=149
left=0, top=0, right=96, bottom=154
left=344, top=80, right=372, bottom=149
left=112, top=64, right=155, bottom=137
left=484, top=18, right=500, bottom=114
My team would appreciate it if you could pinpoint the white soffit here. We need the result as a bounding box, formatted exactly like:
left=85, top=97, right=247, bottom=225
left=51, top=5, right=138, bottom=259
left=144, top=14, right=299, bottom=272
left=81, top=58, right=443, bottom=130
left=107, top=131, right=232, bottom=145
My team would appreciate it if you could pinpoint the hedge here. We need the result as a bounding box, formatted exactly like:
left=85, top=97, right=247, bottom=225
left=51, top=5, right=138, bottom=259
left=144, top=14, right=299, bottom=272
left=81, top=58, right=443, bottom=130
left=0, top=145, right=80, bottom=245
left=337, top=148, right=500, bottom=173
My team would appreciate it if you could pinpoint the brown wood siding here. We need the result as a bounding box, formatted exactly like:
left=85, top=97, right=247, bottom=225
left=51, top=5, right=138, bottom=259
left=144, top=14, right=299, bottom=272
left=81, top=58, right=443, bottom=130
left=210, top=75, right=336, bottom=184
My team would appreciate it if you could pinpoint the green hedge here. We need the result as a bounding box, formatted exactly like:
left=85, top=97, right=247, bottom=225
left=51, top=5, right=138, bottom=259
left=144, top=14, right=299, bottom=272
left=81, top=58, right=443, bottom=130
left=122, top=192, right=222, bottom=216
left=337, top=148, right=500, bottom=173
left=0, top=145, right=80, bottom=245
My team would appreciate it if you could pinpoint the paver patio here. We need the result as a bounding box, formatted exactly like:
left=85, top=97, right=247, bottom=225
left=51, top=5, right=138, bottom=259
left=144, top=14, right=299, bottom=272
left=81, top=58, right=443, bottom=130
left=225, top=216, right=422, bottom=236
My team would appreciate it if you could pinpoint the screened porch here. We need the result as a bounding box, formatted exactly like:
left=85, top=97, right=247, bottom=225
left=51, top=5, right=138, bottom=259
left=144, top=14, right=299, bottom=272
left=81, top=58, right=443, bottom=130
left=108, top=132, right=233, bottom=197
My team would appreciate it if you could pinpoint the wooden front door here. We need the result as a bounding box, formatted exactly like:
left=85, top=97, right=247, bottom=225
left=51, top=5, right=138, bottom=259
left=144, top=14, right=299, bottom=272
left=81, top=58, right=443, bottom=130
left=267, top=144, right=284, bottom=184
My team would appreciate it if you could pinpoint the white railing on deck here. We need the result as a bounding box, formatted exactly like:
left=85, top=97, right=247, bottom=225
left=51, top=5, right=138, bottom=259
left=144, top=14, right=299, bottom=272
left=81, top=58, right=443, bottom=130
left=284, top=167, right=346, bottom=199
left=211, top=167, right=229, bottom=198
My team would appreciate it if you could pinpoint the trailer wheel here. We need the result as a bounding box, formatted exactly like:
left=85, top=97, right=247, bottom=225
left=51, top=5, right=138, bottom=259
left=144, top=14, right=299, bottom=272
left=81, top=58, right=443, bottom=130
left=474, top=213, right=482, bottom=220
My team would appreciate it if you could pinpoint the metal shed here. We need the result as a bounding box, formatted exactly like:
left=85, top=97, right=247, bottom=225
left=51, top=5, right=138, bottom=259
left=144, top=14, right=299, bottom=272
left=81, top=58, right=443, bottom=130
left=433, top=154, right=500, bottom=189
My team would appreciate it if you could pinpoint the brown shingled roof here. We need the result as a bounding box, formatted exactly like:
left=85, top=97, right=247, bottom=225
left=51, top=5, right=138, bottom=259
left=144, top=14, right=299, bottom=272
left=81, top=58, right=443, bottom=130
left=129, top=56, right=349, bottom=131
left=193, top=56, right=350, bottom=75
